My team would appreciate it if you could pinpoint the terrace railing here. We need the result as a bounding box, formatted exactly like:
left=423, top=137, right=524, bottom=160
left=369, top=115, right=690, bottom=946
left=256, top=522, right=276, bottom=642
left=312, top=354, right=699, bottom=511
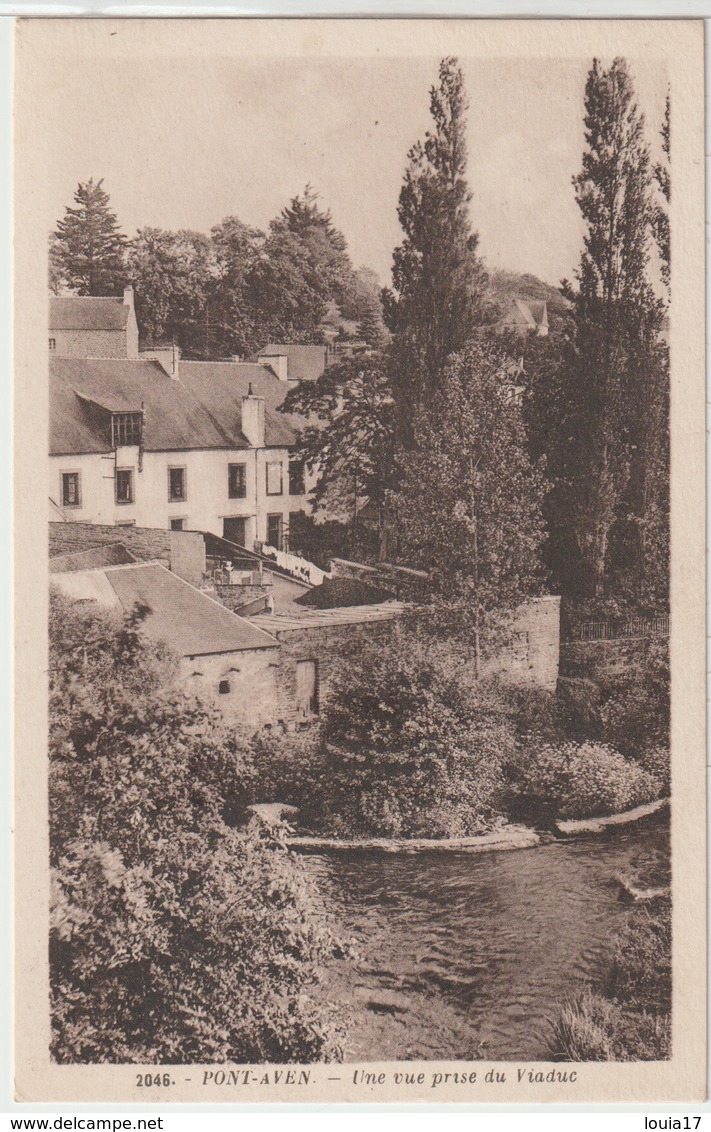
left=571, top=616, right=670, bottom=643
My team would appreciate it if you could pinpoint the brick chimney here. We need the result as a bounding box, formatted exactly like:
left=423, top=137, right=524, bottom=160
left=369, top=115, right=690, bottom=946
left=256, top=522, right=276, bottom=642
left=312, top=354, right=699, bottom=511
left=258, top=353, right=288, bottom=381
left=241, top=383, right=265, bottom=448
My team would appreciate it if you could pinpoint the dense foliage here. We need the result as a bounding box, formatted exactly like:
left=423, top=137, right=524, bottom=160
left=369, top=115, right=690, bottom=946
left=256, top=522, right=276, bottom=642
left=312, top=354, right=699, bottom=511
left=510, top=741, right=661, bottom=821
left=51, top=184, right=385, bottom=360
left=49, top=590, right=343, bottom=1064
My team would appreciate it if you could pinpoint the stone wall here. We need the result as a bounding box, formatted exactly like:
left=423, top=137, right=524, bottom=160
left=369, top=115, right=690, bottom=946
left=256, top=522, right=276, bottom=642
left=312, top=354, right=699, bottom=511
left=270, top=619, right=397, bottom=728
left=560, top=636, right=665, bottom=680
left=178, top=648, right=279, bottom=733
left=482, top=596, right=561, bottom=693
left=49, top=521, right=206, bottom=587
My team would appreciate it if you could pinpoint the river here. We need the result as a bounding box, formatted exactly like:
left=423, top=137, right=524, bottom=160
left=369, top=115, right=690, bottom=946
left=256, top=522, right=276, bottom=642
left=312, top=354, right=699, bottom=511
left=307, top=813, right=669, bottom=1061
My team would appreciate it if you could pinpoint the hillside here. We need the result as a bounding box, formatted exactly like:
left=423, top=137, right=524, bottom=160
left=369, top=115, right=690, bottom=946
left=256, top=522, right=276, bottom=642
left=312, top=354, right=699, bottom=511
left=486, top=269, right=571, bottom=319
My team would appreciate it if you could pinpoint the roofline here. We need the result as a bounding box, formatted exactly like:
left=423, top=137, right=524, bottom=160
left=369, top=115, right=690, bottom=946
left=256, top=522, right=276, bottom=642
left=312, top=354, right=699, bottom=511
left=50, top=442, right=297, bottom=456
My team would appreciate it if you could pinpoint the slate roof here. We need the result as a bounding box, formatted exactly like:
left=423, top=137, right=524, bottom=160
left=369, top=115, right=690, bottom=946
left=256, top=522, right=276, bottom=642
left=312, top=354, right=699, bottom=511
left=248, top=344, right=328, bottom=382
left=51, top=561, right=278, bottom=657
left=50, top=358, right=301, bottom=456
left=50, top=296, right=129, bottom=332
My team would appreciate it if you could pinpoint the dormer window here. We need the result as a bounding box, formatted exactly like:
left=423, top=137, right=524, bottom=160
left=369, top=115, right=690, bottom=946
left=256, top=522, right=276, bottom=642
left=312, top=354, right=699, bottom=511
left=111, top=412, right=143, bottom=448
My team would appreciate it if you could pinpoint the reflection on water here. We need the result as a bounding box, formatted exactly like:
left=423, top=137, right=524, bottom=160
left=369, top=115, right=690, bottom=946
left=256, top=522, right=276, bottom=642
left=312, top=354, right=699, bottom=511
left=308, top=814, right=669, bottom=1061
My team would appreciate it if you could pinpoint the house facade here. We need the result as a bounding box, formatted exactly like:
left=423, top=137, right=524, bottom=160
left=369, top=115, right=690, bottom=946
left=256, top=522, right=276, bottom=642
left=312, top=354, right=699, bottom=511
left=49, top=295, right=310, bottom=550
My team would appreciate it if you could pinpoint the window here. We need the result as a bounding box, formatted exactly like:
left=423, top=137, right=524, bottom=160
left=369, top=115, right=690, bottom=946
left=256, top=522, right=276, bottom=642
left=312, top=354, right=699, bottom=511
left=111, top=412, right=143, bottom=448
left=218, top=679, right=230, bottom=695
left=168, top=466, right=186, bottom=502
left=49, top=338, right=56, bottom=351
left=266, top=513, right=283, bottom=550
left=266, top=461, right=283, bottom=496
left=228, top=462, right=247, bottom=499
left=115, top=468, right=134, bottom=505
left=288, top=457, right=305, bottom=496
left=170, top=518, right=185, bottom=531
left=61, top=472, right=81, bottom=508
left=115, top=520, right=136, bottom=527
left=296, top=659, right=319, bottom=718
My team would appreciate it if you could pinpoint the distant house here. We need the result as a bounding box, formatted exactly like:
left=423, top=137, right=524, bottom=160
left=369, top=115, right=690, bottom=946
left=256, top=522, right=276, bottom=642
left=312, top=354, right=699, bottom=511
left=49, top=287, right=139, bottom=359
left=496, top=298, right=549, bottom=338
left=48, top=293, right=310, bottom=550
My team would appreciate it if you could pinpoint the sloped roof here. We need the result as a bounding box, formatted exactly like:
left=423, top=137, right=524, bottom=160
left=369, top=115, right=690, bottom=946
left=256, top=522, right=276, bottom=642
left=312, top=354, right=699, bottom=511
left=50, top=358, right=300, bottom=455
left=50, top=296, right=129, bottom=332
left=49, top=543, right=137, bottom=572
left=250, top=602, right=404, bottom=634
left=499, top=298, right=548, bottom=329
left=180, top=361, right=305, bottom=446
left=52, top=561, right=278, bottom=656
left=249, top=344, right=328, bottom=382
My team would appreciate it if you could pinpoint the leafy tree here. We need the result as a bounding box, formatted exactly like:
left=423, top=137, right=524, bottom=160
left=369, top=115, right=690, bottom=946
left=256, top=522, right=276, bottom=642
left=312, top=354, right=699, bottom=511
left=126, top=227, right=217, bottom=358
left=49, top=590, right=343, bottom=1064
left=558, top=58, right=666, bottom=600
left=208, top=215, right=265, bottom=356
left=652, top=91, right=670, bottom=289
left=395, top=339, right=547, bottom=670
left=384, top=58, right=489, bottom=441
left=52, top=178, right=127, bottom=296
left=282, top=351, right=395, bottom=544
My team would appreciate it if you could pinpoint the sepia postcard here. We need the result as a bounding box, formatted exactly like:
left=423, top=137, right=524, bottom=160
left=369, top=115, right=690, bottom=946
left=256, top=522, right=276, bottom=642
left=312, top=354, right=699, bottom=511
left=13, top=17, right=706, bottom=1104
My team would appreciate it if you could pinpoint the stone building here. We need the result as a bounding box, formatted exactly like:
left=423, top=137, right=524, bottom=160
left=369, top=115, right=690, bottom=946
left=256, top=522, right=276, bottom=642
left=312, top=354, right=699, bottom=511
left=49, top=288, right=139, bottom=359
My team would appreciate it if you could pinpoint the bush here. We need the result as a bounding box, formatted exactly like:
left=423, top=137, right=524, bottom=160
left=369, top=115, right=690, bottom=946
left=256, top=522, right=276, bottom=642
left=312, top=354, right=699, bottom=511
left=49, top=590, right=344, bottom=1063
left=512, top=741, right=661, bottom=820
left=597, top=640, right=670, bottom=760
left=253, top=626, right=518, bottom=839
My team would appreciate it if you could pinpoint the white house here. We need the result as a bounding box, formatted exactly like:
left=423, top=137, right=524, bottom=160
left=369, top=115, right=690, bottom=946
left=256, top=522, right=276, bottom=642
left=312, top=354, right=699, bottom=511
left=49, top=295, right=310, bottom=550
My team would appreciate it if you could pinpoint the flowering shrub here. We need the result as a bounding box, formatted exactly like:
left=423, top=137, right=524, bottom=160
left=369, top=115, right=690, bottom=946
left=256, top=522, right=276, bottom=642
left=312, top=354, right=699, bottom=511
left=49, top=590, right=344, bottom=1064
left=513, top=741, right=661, bottom=820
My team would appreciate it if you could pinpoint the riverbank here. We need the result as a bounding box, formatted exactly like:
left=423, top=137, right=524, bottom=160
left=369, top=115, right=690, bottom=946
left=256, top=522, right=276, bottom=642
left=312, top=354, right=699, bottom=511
left=286, top=797, right=669, bottom=855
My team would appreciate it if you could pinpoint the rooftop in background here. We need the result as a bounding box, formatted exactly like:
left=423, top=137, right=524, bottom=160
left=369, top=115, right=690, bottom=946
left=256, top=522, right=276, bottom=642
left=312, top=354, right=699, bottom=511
left=250, top=601, right=405, bottom=633
left=248, top=343, right=328, bottom=382
left=51, top=561, right=278, bottom=657
left=49, top=295, right=130, bottom=332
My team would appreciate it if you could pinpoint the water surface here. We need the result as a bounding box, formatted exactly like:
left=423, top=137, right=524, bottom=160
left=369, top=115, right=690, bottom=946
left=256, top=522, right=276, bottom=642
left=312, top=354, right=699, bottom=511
left=308, top=815, right=669, bottom=1061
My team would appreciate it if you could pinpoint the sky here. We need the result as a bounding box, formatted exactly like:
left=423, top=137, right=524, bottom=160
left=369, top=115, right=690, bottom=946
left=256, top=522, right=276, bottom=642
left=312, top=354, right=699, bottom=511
left=43, top=52, right=668, bottom=289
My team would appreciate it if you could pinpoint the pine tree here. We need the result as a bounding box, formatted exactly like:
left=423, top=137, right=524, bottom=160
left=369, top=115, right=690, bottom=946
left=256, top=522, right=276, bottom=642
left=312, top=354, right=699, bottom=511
left=52, top=178, right=127, bottom=296
left=561, top=58, right=664, bottom=600
left=384, top=57, right=488, bottom=443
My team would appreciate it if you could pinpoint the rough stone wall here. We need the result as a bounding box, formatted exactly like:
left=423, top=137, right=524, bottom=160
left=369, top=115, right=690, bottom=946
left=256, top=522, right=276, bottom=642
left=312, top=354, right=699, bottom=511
left=178, top=648, right=279, bottom=733
left=213, top=583, right=270, bottom=612
left=53, top=329, right=130, bottom=359
left=560, top=636, right=666, bottom=680
left=271, top=619, right=397, bottom=728
left=481, top=597, right=561, bottom=693
left=49, top=521, right=205, bottom=586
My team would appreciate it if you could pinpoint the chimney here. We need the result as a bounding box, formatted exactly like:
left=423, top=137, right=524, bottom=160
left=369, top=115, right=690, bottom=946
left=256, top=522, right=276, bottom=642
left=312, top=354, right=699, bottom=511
left=258, top=353, right=288, bottom=382
left=241, top=382, right=265, bottom=448
left=140, top=343, right=180, bottom=380
left=123, top=285, right=134, bottom=310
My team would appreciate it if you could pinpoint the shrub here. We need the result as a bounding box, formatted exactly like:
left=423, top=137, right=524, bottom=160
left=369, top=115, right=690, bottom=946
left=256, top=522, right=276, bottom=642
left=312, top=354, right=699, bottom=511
left=551, top=898, right=671, bottom=1062
left=513, top=742, right=661, bottom=820
left=597, top=640, right=670, bottom=759
left=252, top=626, right=518, bottom=839
left=49, top=591, right=344, bottom=1063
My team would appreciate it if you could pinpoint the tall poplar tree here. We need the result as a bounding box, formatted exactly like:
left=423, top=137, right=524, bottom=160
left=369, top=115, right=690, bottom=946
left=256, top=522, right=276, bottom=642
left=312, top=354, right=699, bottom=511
left=384, top=57, right=488, bottom=444
left=561, top=58, right=664, bottom=600
left=52, top=178, right=127, bottom=296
